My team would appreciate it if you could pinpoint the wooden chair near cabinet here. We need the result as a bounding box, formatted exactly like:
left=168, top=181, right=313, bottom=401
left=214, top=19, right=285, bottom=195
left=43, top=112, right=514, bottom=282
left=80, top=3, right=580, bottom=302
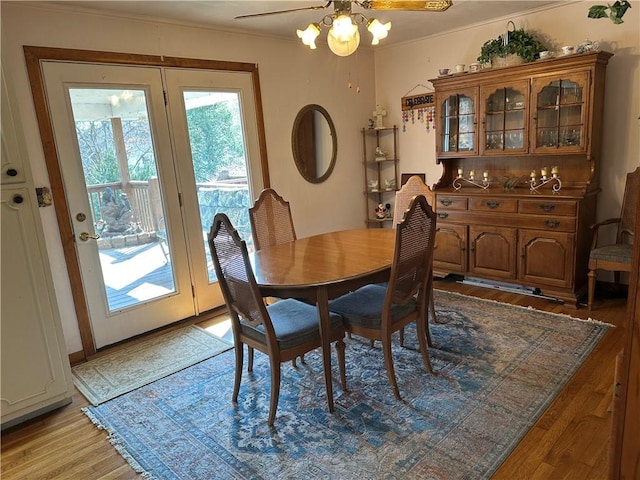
left=587, top=167, right=639, bottom=310
left=393, top=175, right=437, bottom=347
left=329, top=195, right=436, bottom=400
left=208, top=213, right=347, bottom=426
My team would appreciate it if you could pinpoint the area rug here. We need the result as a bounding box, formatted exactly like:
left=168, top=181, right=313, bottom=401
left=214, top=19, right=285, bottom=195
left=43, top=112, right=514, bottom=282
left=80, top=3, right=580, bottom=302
left=73, top=325, right=232, bottom=405
left=83, top=291, right=610, bottom=479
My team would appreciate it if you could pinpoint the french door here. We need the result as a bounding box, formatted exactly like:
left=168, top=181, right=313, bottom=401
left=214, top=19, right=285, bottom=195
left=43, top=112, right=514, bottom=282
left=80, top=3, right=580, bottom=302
left=42, top=62, right=263, bottom=348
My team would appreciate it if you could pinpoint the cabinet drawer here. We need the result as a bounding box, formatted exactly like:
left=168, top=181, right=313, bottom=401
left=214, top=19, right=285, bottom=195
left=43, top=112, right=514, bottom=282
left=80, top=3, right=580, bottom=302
left=469, top=197, right=518, bottom=213
left=436, top=196, right=467, bottom=211
left=519, top=200, right=577, bottom=216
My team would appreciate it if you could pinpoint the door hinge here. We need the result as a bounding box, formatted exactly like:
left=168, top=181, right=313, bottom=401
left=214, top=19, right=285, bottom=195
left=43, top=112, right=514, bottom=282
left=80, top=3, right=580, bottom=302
left=178, top=192, right=183, bottom=207
left=191, top=285, right=195, bottom=298
left=163, top=90, right=168, bottom=106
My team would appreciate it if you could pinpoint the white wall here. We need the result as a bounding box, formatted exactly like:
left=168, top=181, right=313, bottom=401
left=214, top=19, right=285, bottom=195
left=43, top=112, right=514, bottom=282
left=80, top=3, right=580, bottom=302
left=1, top=2, right=376, bottom=353
left=374, top=1, right=640, bottom=226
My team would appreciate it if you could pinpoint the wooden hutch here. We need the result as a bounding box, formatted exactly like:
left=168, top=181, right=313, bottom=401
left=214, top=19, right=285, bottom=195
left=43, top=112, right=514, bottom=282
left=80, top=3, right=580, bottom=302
left=430, top=51, right=612, bottom=307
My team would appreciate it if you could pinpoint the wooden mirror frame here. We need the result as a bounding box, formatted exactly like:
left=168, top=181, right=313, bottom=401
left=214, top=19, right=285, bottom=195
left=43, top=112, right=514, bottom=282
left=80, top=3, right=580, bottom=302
left=291, top=104, right=337, bottom=184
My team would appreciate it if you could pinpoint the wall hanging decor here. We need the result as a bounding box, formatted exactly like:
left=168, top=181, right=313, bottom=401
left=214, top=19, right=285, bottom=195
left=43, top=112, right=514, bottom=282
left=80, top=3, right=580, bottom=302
left=400, top=84, right=435, bottom=133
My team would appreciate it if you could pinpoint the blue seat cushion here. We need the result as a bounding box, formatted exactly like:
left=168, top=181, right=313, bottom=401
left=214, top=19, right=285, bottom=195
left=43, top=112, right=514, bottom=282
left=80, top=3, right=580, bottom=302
left=329, top=284, right=417, bottom=329
left=590, top=244, right=633, bottom=264
left=242, top=298, right=343, bottom=350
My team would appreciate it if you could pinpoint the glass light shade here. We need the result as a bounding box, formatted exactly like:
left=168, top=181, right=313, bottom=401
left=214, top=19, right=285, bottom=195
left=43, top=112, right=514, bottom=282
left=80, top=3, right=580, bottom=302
left=367, top=19, right=391, bottom=45
left=327, top=27, right=360, bottom=56
left=331, top=14, right=357, bottom=41
left=297, top=23, right=320, bottom=49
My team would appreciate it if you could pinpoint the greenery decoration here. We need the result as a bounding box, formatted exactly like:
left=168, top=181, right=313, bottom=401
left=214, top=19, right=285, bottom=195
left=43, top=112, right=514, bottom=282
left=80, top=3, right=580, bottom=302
left=477, top=28, right=547, bottom=64
left=588, top=1, right=631, bottom=24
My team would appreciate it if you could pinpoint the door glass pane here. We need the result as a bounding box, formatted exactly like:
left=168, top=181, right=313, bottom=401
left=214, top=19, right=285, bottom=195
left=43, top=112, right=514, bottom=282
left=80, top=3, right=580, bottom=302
left=182, top=90, right=251, bottom=283
left=69, top=88, right=175, bottom=312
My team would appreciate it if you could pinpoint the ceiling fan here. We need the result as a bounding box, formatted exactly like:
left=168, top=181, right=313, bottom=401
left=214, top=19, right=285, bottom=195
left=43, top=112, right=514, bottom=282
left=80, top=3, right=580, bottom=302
left=235, top=1, right=453, bottom=56
left=235, top=1, right=453, bottom=19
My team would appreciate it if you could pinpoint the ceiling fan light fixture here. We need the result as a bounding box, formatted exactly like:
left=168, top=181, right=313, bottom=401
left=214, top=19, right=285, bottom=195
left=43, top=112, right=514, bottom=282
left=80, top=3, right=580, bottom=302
left=331, top=14, right=358, bottom=41
left=367, top=18, right=391, bottom=45
left=297, top=23, right=321, bottom=49
left=327, top=25, right=360, bottom=56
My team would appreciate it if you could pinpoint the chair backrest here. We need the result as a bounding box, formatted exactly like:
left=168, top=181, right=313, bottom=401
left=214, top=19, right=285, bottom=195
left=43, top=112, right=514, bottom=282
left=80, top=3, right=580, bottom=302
left=208, top=213, right=273, bottom=335
left=249, top=188, right=297, bottom=250
left=386, top=194, right=437, bottom=307
left=619, top=167, right=640, bottom=243
left=393, top=175, right=435, bottom=227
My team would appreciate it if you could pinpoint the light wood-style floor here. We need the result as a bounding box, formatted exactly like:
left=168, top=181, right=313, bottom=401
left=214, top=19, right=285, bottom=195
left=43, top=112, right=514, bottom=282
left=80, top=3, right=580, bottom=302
left=1, top=279, right=627, bottom=480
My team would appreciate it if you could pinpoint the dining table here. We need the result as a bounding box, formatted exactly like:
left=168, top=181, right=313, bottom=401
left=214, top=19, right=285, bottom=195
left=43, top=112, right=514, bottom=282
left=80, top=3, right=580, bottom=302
left=251, top=227, right=396, bottom=412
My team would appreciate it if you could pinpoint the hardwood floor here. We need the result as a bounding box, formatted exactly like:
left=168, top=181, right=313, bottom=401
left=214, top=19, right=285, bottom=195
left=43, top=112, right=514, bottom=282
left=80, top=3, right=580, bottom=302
left=1, top=280, right=628, bottom=480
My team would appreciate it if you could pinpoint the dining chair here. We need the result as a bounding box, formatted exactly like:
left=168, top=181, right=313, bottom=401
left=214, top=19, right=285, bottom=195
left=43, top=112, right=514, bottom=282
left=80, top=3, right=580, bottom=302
left=248, top=188, right=296, bottom=251
left=587, top=167, right=639, bottom=310
left=208, top=213, right=347, bottom=426
left=249, top=188, right=305, bottom=365
left=329, top=194, right=436, bottom=400
left=393, top=175, right=437, bottom=347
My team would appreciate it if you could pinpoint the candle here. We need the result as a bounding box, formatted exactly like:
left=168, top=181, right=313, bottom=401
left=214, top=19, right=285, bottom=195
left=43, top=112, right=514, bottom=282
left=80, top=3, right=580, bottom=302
left=469, top=170, right=475, bottom=179
left=457, top=168, right=463, bottom=177
left=483, top=171, right=489, bottom=179
left=541, top=167, right=548, bottom=178
left=551, top=166, right=559, bottom=177
left=530, top=170, right=537, bottom=179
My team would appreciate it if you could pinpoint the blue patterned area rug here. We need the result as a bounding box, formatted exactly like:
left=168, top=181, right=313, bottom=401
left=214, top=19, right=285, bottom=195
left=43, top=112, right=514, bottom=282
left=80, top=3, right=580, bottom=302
left=83, top=291, right=609, bottom=479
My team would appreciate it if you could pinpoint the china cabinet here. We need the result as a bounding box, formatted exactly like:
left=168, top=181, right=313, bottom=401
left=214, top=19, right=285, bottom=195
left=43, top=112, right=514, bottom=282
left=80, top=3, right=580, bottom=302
left=362, top=126, right=399, bottom=227
left=1, top=67, right=73, bottom=429
left=430, top=51, right=612, bottom=307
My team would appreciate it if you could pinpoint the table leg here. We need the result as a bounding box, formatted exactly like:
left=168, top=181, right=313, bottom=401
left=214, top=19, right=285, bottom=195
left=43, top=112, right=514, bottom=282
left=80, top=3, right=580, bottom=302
left=316, top=286, right=334, bottom=412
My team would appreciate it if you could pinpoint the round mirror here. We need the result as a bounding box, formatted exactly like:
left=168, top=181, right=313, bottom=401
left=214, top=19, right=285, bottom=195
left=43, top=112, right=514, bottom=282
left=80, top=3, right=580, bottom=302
left=292, top=104, right=337, bottom=183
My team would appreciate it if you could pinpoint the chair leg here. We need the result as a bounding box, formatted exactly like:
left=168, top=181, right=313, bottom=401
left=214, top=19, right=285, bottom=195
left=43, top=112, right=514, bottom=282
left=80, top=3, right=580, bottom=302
left=416, top=318, right=434, bottom=375
left=335, top=339, right=347, bottom=391
left=426, top=278, right=436, bottom=347
left=248, top=346, right=254, bottom=372
left=381, top=337, right=401, bottom=400
left=267, top=358, right=281, bottom=427
left=232, top=342, right=244, bottom=403
left=588, top=269, right=597, bottom=311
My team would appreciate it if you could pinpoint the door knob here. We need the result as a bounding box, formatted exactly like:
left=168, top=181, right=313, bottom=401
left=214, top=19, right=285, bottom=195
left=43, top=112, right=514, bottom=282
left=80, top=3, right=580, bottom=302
left=79, top=232, right=101, bottom=241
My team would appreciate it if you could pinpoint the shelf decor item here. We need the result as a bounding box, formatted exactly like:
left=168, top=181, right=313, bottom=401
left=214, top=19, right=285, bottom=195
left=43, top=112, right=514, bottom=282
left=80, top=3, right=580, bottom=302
left=453, top=170, right=491, bottom=190
left=529, top=167, right=562, bottom=194
left=477, top=21, right=547, bottom=66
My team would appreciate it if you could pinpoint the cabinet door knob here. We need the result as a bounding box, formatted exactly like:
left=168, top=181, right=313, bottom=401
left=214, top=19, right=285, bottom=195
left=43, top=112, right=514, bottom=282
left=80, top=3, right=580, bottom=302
left=6, top=168, right=18, bottom=177
left=13, top=194, right=24, bottom=204
left=539, top=204, right=556, bottom=212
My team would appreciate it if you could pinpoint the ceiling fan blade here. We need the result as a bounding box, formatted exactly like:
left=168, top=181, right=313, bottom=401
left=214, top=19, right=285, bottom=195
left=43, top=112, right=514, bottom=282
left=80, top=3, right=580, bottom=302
left=362, top=1, right=453, bottom=12
left=235, top=1, right=333, bottom=19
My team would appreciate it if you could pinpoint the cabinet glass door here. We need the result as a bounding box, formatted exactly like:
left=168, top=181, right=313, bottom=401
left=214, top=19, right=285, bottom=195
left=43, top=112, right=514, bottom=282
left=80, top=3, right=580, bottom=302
left=437, top=88, right=477, bottom=156
left=531, top=72, right=589, bottom=153
left=480, top=81, right=528, bottom=155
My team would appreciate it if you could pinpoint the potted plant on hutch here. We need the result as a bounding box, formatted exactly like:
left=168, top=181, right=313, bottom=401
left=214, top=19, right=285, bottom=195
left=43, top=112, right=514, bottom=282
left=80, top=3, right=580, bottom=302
left=476, top=21, right=547, bottom=68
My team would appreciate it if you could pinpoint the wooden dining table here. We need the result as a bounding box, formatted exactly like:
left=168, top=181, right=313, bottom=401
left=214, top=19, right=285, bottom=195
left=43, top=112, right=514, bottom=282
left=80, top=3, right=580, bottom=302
left=251, top=227, right=396, bottom=412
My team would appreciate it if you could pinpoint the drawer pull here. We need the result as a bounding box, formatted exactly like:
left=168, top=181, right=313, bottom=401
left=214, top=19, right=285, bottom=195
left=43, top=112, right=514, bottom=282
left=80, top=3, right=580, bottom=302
left=485, top=200, right=500, bottom=209
left=539, top=204, right=556, bottom=212
left=437, top=213, right=449, bottom=219
left=440, top=199, right=453, bottom=206
left=545, top=220, right=560, bottom=228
